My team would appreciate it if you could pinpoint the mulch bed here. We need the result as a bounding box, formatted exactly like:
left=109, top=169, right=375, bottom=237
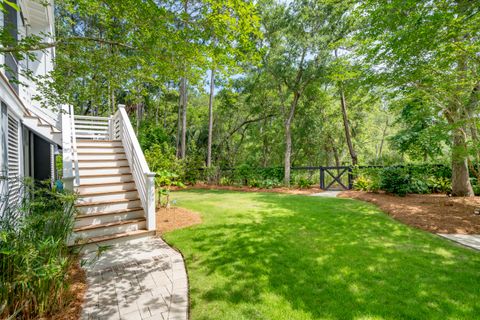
left=156, top=207, right=202, bottom=234
left=339, top=191, right=480, bottom=234
left=190, top=183, right=323, bottom=195
left=43, top=259, right=86, bottom=320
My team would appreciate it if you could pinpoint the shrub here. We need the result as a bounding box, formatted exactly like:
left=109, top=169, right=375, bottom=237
left=247, top=178, right=261, bottom=188
left=355, top=164, right=451, bottom=195
left=409, top=176, right=430, bottom=194
left=428, top=176, right=452, bottom=194
left=379, top=167, right=411, bottom=196
left=259, top=178, right=282, bottom=189
left=154, top=170, right=185, bottom=208
left=0, top=178, right=76, bottom=319
left=219, top=176, right=233, bottom=186
left=353, top=175, right=371, bottom=191
left=297, top=177, right=314, bottom=189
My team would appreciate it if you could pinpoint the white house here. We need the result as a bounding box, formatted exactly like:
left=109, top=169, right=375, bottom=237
left=0, top=0, right=59, bottom=203
left=1, top=0, right=156, bottom=249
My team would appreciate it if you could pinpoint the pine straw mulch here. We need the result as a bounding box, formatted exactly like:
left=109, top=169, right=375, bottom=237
left=156, top=206, right=202, bottom=234
left=41, top=259, right=86, bottom=320
left=339, top=191, right=480, bottom=234
left=189, top=183, right=323, bottom=195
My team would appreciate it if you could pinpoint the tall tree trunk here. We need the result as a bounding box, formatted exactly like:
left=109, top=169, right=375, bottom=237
left=180, top=77, right=187, bottom=159
left=284, top=92, right=300, bottom=186
left=451, top=127, right=474, bottom=196
left=339, top=84, right=358, bottom=165
left=335, top=49, right=358, bottom=166
left=207, top=69, right=215, bottom=167
left=177, top=0, right=189, bottom=159
left=176, top=80, right=183, bottom=158
left=377, top=117, right=389, bottom=163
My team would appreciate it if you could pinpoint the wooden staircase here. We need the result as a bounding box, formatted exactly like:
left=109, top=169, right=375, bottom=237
left=71, top=140, right=152, bottom=247
left=63, top=105, right=156, bottom=251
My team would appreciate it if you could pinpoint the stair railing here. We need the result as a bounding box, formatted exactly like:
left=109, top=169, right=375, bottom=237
left=112, top=104, right=156, bottom=231
left=61, top=105, right=80, bottom=190
left=73, top=115, right=110, bottom=140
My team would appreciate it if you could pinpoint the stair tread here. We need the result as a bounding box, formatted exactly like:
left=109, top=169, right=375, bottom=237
left=75, top=165, right=130, bottom=169
left=76, top=207, right=144, bottom=219
left=75, top=198, right=140, bottom=207
left=74, top=217, right=146, bottom=232
left=78, top=189, right=138, bottom=197
left=80, top=173, right=132, bottom=178
left=77, top=145, right=124, bottom=149
left=73, top=229, right=152, bottom=246
left=77, top=151, right=126, bottom=155
left=78, top=181, right=135, bottom=187
left=76, top=139, right=121, bottom=143
left=77, top=159, right=128, bottom=162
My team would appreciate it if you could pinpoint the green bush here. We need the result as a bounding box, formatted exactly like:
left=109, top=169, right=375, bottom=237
left=259, top=178, right=282, bottom=189
left=409, top=176, right=430, bottom=194
left=219, top=176, right=233, bottom=186
left=428, top=176, right=452, bottom=194
left=379, top=167, right=412, bottom=196
left=354, top=164, right=451, bottom=195
left=0, top=179, right=76, bottom=319
left=353, top=175, right=371, bottom=191
left=297, top=177, right=314, bottom=189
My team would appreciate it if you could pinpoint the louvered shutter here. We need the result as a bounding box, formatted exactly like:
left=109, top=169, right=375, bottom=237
left=7, top=113, right=20, bottom=207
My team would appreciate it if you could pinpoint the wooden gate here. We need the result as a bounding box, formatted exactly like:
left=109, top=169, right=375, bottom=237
left=320, top=166, right=353, bottom=191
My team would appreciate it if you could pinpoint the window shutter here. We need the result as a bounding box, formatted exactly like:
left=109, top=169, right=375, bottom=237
left=7, top=113, right=20, bottom=206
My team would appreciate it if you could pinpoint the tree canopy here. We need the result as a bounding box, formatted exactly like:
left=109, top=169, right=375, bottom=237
left=1, top=0, right=480, bottom=196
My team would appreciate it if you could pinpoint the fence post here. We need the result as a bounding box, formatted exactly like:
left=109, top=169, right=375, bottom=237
left=348, top=167, right=353, bottom=190
left=145, top=172, right=156, bottom=231
left=320, top=167, right=324, bottom=189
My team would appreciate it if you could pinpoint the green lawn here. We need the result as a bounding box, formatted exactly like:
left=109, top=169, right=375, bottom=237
left=164, top=190, right=480, bottom=320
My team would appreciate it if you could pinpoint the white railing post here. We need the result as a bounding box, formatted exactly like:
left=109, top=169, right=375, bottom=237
left=118, top=104, right=125, bottom=141
left=146, top=172, right=156, bottom=231
left=61, top=105, right=74, bottom=191
left=70, top=106, right=80, bottom=187
left=108, top=116, right=113, bottom=140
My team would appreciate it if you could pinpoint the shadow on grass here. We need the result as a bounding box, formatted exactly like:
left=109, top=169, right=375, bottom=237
left=168, top=190, right=480, bottom=319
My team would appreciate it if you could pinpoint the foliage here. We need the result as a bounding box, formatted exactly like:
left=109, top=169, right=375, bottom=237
left=5, top=0, right=480, bottom=196
left=145, top=143, right=184, bottom=177
left=428, top=176, right=452, bottom=194
left=355, top=165, right=452, bottom=196
left=166, top=190, right=480, bottom=319
left=353, top=175, right=376, bottom=192
left=154, top=170, right=185, bottom=208
left=0, top=179, right=76, bottom=319
left=296, top=177, right=313, bottom=189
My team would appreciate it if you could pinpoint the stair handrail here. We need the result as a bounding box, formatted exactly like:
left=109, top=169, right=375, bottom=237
left=61, top=105, right=80, bottom=190
left=70, top=105, right=80, bottom=186
left=112, top=104, right=156, bottom=231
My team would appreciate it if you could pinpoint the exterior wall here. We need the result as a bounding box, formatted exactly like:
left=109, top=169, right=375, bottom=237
left=0, top=0, right=56, bottom=184
left=0, top=0, right=57, bottom=125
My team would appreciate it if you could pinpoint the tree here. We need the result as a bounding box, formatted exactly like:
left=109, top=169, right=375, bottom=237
left=359, top=0, right=480, bottom=196
left=259, top=0, right=354, bottom=185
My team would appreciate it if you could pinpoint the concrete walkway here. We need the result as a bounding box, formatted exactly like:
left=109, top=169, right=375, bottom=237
left=311, top=191, right=342, bottom=198
left=438, top=234, right=480, bottom=251
left=81, top=237, right=188, bottom=320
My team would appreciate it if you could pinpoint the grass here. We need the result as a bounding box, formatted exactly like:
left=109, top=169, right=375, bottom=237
left=164, top=190, right=480, bottom=320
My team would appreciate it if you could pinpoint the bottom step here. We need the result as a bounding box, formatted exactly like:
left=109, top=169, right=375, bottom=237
left=72, top=230, right=155, bottom=254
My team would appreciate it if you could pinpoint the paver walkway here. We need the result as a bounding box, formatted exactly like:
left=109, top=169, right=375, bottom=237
left=81, top=237, right=188, bottom=320
left=438, top=234, right=480, bottom=251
